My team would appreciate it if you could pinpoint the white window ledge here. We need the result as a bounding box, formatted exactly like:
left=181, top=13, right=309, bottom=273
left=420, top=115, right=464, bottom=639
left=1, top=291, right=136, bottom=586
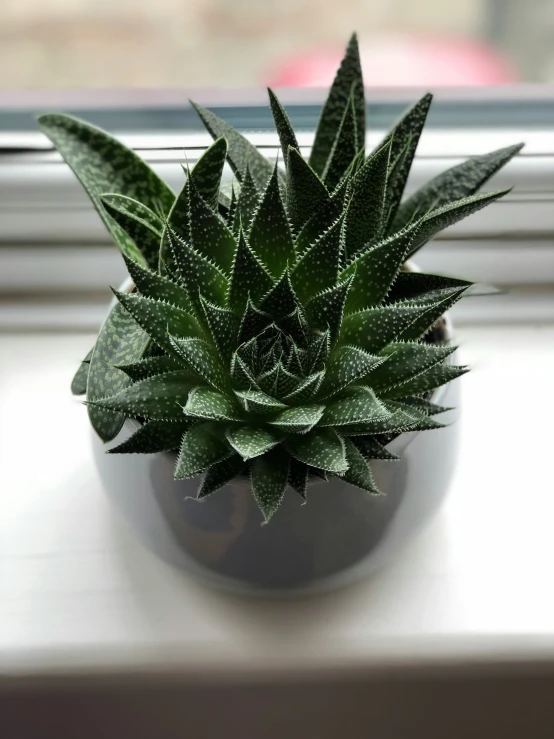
left=1, top=325, right=554, bottom=735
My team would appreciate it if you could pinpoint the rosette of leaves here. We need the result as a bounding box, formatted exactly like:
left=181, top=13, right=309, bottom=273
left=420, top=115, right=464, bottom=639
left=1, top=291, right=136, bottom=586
left=39, top=34, right=521, bottom=522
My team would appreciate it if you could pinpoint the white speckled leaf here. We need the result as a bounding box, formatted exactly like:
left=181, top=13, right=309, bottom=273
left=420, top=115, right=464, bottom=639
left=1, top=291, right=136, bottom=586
left=320, top=386, right=390, bottom=427
left=198, top=454, right=246, bottom=498
left=188, top=176, right=237, bottom=275
left=227, top=229, right=274, bottom=315
left=113, top=289, right=204, bottom=357
left=90, top=371, right=196, bottom=420
left=115, top=355, right=185, bottom=382
left=284, top=427, right=348, bottom=474
left=309, top=33, right=365, bottom=177
left=107, top=419, right=189, bottom=454
left=248, top=167, right=295, bottom=278
left=86, top=303, right=150, bottom=441
left=319, top=345, right=385, bottom=398
left=250, top=447, right=290, bottom=522
left=342, top=437, right=381, bottom=494
left=184, top=387, right=241, bottom=421
left=291, top=217, right=342, bottom=303
left=226, top=425, right=279, bottom=460
left=169, top=336, right=228, bottom=392
left=270, top=404, right=325, bottom=434
left=175, top=423, right=231, bottom=479
left=101, top=193, right=163, bottom=271
left=286, top=147, right=329, bottom=233
left=191, top=101, right=275, bottom=191
left=369, top=342, right=457, bottom=393
left=341, top=225, right=420, bottom=313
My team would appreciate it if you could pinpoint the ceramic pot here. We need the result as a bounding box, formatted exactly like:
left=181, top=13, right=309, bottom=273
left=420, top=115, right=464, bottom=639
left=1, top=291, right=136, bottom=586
left=92, top=313, right=460, bottom=593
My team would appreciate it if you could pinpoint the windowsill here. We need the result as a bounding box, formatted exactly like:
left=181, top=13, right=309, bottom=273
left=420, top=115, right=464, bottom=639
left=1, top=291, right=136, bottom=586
left=2, top=322, right=554, bottom=678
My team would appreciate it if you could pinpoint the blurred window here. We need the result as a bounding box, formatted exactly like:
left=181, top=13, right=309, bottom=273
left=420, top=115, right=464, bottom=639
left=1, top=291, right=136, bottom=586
left=0, top=0, right=553, bottom=88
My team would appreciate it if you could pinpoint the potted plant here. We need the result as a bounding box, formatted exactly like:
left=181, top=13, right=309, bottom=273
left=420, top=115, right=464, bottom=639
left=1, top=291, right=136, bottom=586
left=39, top=35, right=520, bottom=593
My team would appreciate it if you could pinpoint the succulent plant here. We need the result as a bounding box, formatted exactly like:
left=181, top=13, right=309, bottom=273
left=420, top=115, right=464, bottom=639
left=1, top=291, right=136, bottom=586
left=39, top=35, right=520, bottom=521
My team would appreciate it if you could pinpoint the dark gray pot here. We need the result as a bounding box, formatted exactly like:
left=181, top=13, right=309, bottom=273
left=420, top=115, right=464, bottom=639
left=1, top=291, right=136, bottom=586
left=91, top=329, right=460, bottom=594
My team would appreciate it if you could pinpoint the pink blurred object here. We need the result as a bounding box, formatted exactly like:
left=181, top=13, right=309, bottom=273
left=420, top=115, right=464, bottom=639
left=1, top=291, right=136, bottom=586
left=266, top=34, right=518, bottom=87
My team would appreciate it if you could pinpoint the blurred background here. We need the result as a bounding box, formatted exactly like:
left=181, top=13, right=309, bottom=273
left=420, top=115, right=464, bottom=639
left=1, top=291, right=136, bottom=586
left=0, top=0, right=553, bottom=89
left=1, top=0, right=554, bottom=330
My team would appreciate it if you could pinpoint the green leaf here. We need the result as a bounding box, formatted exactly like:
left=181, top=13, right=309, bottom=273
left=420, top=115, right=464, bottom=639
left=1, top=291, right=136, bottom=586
left=107, top=420, right=189, bottom=454
left=227, top=184, right=238, bottom=229
left=382, top=400, right=446, bottom=432
left=187, top=176, right=237, bottom=275
left=386, top=272, right=472, bottom=304
left=280, top=307, right=309, bottom=347
left=232, top=167, right=261, bottom=234
left=184, top=387, right=241, bottom=421
left=288, top=458, right=309, bottom=499
left=166, top=228, right=228, bottom=309
left=115, top=355, right=184, bottom=381
left=318, top=345, right=385, bottom=398
left=342, top=225, right=421, bottom=313
left=169, top=336, right=228, bottom=392
left=320, top=386, right=390, bottom=426
left=175, top=423, right=231, bottom=479
left=114, top=289, right=204, bottom=357
left=284, top=428, right=348, bottom=474
left=237, top=299, right=271, bottom=344
left=123, top=256, right=193, bottom=313
left=159, top=175, right=189, bottom=274
left=282, top=371, right=325, bottom=403
left=322, top=92, right=359, bottom=190
left=234, top=389, right=287, bottom=414
left=305, top=276, right=353, bottom=346
left=227, top=229, right=274, bottom=315
left=90, top=371, right=196, bottom=420
left=38, top=114, right=174, bottom=262
left=396, top=287, right=468, bottom=342
left=368, top=342, right=457, bottom=393
left=71, top=349, right=92, bottom=396
left=285, top=342, right=306, bottom=376
left=380, top=363, right=468, bottom=399
left=190, top=101, right=274, bottom=190
left=400, top=396, right=452, bottom=416
left=339, top=299, right=447, bottom=354
left=352, top=436, right=400, bottom=461
left=307, top=330, right=331, bottom=373
left=338, top=402, right=424, bottom=436
left=268, top=88, right=299, bottom=165
left=341, top=142, right=390, bottom=261
left=200, top=296, right=240, bottom=361
left=230, top=353, right=260, bottom=391
left=295, top=178, right=348, bottom=257
left=286, top=147, right=329, bottom=233
left=392, top=143, right=523, bottom=232
left=291, top=217, right=342, bottom=303
left=257, top=362, right=299, bottom=398
left=86, top=303, right=150, bottom=441
left=100, top=194, right=163, bottom=271
left=248, top=166, right=295, bottom=278
left=270, top=405, right=325, bottom=434
left=309, top=33, right=365, bottom=177
left=191, top=136, right=228, bottom=211
left=342, top=437, right=381, bottom=494
left=198, top=454, right=246, bottom=498
left=250, top=447, right=290, bottom=523
left=406, top=190, right=511, bottom=258
left=226, top=425, right=279, bottom=460
left=378, top=93, right=433, bottom=226
left=259, top=269, right=299, bottom=319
